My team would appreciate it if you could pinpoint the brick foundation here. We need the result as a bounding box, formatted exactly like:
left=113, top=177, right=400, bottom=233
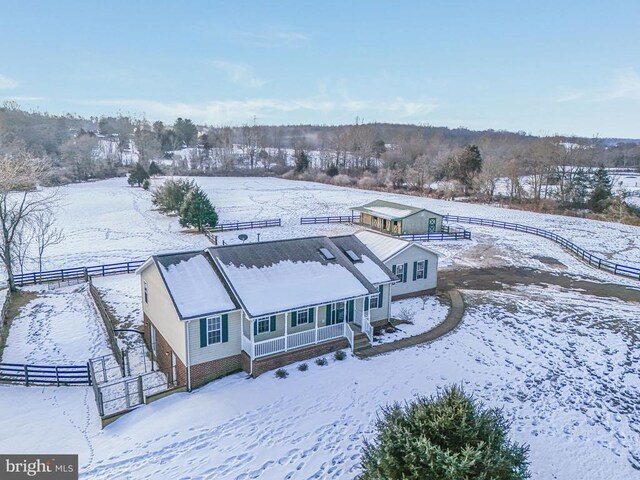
left=190, top=354, right=243, bottom=388
left=143, top=313, right=187, bottom=387
left=249, top=338, right=349, bottom=377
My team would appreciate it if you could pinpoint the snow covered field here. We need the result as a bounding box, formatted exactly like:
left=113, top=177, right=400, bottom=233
left=0, top=176, right=639, bottom=479
left=4, top=175, right=637, bottom=277
left=2, top=284, right=112, bottom=364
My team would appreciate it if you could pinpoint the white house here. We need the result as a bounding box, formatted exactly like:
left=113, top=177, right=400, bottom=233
left=137, top=232, right=439, bottom=389
left=355, top=230, right=439, bottom=299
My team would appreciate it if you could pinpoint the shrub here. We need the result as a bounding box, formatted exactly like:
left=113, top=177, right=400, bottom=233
left=326, top=164, right=339, bottom=177
left=385, top=326, right=396, bottom=334
left=315, top=357, right=328, bottom=366
left=396, top=307, right=416, bottom=323
left=275, top=368, right=289, bottom=379
left=333, top=350, right=346, bottom=361
left=360, top=385, right=530, bottom=480
left=297, top=363, right=309, bottom=372
left=357, top=175, right=378, bottom=189
left=332, top=174, right=352, bottom=186
left=142, top=179, right=150, bottom=190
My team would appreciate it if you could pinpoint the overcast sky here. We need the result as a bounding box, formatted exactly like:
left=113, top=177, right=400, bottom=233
left=1, top=1, right=639, bottom=137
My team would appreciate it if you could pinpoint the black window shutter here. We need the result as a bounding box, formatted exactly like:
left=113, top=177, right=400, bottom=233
left=253, top=319, right=257, bottom=336
left=308, top=308, right=315, bottom=324
left=325, top=304, right=332, bottom=324
left=270, top=315, right=276, bottom=332
left=200, top=318, right=207, bottom=347
left=378, top=285, right=383, bottom=306
left=221, top=314, right=228, bottom=342
left=364, top=296, right=369, bottom=310
left=291, top=311, right=298, bottom=327
left=424, top=259, right=428, bottom=277
left=403, top=263, right=408, bottom=283
left=413, top=261, right=418, bottom=281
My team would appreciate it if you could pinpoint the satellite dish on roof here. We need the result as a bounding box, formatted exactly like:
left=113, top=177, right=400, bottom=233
left=238, top=234, right=248, bottom=242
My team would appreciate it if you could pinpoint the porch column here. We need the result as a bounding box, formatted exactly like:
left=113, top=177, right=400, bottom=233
left=285, top=312, right=289, bottom=352
left=250, top=316, right=255, bottom=359
left=315, top=305, right=319, bottom=343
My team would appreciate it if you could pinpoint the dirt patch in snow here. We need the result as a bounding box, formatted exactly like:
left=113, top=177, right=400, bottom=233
left=439, top=267, right=640, bottom=303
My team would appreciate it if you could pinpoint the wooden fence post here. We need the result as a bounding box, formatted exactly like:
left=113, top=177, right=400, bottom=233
left=55, top=366, right=60, bottom=387
left=138, top=376, right=144, bottom=404
left=24, top=365, right=29, bottom=386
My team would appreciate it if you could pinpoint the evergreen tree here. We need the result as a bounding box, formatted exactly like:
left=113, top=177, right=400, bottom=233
left=178, top=186, right=218, bottom=231
left=294, top=149, right=310, bottom=173
left=326, top=164, right=339, bottom=177
left=360, top=385, right=530, bottom=480
left=152, top=178, right=195, bottom=213
left=451, top=145, right=483, bottom=195
left=148, top=160, right=163, bottom=176
left=569, top=167, right=590, bottom=207
left=589, top=165, right=613, bottom=212
left=127, top=162, right=150, bottom=187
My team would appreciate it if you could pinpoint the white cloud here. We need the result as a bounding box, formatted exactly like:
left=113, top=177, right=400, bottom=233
left=70, top=96, right=438, bottom=124
left=559, top=68, right=640, bottom=103
left=0, top=73, right=18, bottom=90
left=604, top=68, right=640, bottom=100
left=234, top=30, right=309, bottom=48
left=207, top=61, right=265, bottom=88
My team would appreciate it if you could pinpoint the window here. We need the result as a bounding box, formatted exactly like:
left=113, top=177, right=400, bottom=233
left=416, top=260, right=426, bottom=280
left=143, top=281, right=148, bottom=303
left=206, top=316, right=222, bottom=345
left=150, top=324, right=157, bottom=354
left=395, top=263, right=404, bottom=279
left=257, top=317, right=271, bottom=334
left=296, top=309, right=309, bottom=324
left=370, top=294, right=379, bottom=309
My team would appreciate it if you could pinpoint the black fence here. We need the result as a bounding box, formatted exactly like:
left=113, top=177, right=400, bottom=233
left=0, top=362, right=91, bottom=386
left=444, top=214, right=640, bottom=280
left=400, top=231, right=472, bottom=241
left=209, top=218, right=281, bottom=232
left=14, top=260, right=145, bottom=287
left=300, top=215, right=359, bottom=224
left=626, top=190, right=640, bottom=198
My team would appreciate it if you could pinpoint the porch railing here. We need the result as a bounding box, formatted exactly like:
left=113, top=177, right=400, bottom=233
left=245, top=322, right=347, bottom=359
left=362, top=313, right=373, bottom=342
left=345, top=323, right=355, bottom=349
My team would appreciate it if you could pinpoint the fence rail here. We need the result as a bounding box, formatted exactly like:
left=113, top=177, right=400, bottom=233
left=89, top=280, right=125, bottom=372
left=14, top=260, right=145, bottom=287
left=444, top=214, right=640, bottom=280
left=300, top=215, right=358, bottom=225
left=0, top=362, right=90, bottom=386
left=209, top=218, right=281, bottom=232
left=400, top=231, right=471, bottom=241
left=626, top=190, right=640, bottom=198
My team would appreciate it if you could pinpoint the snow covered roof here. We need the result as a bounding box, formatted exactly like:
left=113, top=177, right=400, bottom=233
left=208, top=236, right=379, bottom=318
left=351, top=200, right=438, bottom=220
left=355, top=230, right=438, bottom=262
left=155, top=252, right=238, bottom=320
left=330, top=235, right=398, bottom=285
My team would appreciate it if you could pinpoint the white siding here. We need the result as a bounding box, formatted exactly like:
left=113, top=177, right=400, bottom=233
left=188, top=310, right=242, bottom=366
left=387, top=245, right=439, bottom=297
left=369, top=284, right=391, bottom=323
left=141, top=264, right=187, bottom=364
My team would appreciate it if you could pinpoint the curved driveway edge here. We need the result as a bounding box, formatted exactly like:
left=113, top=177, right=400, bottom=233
left=357, top=288, right=465, bottom=359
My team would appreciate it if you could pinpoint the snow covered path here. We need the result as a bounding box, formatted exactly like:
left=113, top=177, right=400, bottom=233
left=2, top=284, right=112, bottom=364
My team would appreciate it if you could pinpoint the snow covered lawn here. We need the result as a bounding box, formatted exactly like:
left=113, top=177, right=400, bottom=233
left=1, top=284, right=112, bottom=364
left=0, top=281, right=638, bottom=479
left=374, top=296, right=449, bottom=344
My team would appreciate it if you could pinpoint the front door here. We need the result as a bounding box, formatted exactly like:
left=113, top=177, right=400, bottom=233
left=329, top=302, right=345, bottom=325
left=428, top=217, right=437, bottom=233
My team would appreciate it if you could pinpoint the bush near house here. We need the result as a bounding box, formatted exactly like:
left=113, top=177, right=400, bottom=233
left=360, top=385, right=530, bottom=480
left=315, top=357, right=328, bottom=366
left=275, top=368, right=289, bottom=379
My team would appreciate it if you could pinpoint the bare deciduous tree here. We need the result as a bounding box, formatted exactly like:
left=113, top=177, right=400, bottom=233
left=0, top=153, right=59, bottom=291
left=32, top=211, right=64, bottom=272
